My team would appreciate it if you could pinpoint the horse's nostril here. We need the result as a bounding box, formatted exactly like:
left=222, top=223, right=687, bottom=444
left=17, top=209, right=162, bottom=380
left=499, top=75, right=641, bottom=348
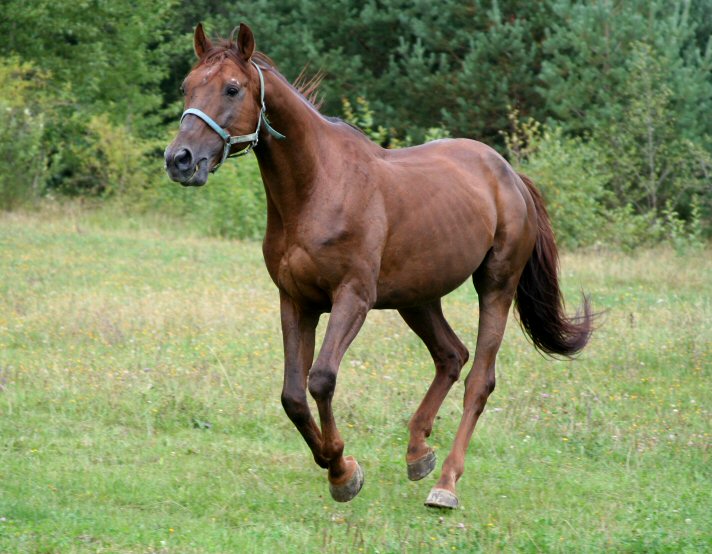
left=174, top=148, right=193, bottom=171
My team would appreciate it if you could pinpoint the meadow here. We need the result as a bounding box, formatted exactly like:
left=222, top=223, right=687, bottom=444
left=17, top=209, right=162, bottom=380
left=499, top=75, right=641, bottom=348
left=0, top=208, right=710, bottom=553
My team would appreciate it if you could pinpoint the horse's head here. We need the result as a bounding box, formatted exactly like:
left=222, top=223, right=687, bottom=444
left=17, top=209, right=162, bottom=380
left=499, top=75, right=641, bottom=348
left=165, top=23, right=263, bottom=186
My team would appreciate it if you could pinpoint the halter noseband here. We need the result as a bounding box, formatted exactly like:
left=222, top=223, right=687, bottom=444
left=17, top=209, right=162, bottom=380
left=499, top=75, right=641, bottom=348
left=179, top=61, right=286, bottom=173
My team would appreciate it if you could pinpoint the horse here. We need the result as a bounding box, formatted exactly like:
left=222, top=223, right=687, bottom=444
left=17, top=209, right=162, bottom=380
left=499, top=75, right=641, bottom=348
left=164, top=23, right=593, bottom=509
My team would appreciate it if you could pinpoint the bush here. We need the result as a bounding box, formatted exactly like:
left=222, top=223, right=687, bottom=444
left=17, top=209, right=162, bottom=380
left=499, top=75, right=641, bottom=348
left=181, top=156, right=266, bottom=240
left=502, top=110, right=710, bottom=251
left=504, top=113, right=610, bottom=249
left=597, top=204, right=661, bottom=253
left=60, top=114, right=155, bottom=197
left=341, top=96, right=450, bottom=148
left=661, top=196, right=706, bottom=255
left=595, top=43, right=712, bottom=220
left=145, top=154, right=266, bottom=240
left=0, top=58, right=49, bottom=210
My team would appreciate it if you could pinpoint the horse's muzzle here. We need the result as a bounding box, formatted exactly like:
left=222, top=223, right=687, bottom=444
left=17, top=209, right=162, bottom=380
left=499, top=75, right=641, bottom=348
left=164, top=145, right=210, bottom=187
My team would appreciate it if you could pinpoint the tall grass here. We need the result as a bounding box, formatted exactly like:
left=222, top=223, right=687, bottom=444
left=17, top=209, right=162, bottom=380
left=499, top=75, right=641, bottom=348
left=0, top=210, right=709, bottom=553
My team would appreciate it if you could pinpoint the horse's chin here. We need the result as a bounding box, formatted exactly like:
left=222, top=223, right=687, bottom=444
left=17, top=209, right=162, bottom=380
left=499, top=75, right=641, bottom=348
left=180, top=158, right=210, bottom=187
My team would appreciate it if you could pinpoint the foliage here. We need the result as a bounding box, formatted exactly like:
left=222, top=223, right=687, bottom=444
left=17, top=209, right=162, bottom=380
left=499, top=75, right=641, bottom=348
left=503, top=108, right=708, bottom=251
left=661, top=196, right=706, bottom=254
left=0, top=0, right=176, bottom=135
left=0, top=58, right=50, bottom=210
left=504, top=112, right=609, bottom=249
left=200, top=0, right=552, bottom=146
left=63, top=115, right=155, bottom=197
left=539, top=0, right=712, bottom=233
left=423, top=126, right=452, bottom=143
left=176, top=156, right=266, bottom=240
left=598, top=204, right=662, bottom=253
left=341, top=96, right=450, bottom=147
left=540, top=1, right=712, bottom=139
left=145, top=155, right=267, bottom=240
left=597, top=42, right=712, bottom=217
left=341, top=97, right=389, bottom=145
left=0, top=0, right=178, bottom=201
left=0, top=0, right=710, bottom=245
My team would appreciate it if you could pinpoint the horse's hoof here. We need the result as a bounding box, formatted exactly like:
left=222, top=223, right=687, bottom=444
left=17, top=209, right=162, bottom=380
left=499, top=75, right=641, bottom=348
left=329, top=458, right=364, bottom=502
left=407, top=450, right=437, bottom=481
left=424, top=487, right=459, bottom=509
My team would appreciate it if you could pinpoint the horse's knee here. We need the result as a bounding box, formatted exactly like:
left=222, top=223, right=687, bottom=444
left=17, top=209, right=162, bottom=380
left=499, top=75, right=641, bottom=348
left=281, top=389, right=310, bottom=424
left=436, top=348, right=468, bottom=382
left=443, top=363, right=462, bottom=383
left=308, top=366, right=336, bottom=401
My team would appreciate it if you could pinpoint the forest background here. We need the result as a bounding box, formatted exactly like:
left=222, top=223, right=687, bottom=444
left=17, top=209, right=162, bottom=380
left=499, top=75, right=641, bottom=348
left=1, top=0, right=711, bottom=249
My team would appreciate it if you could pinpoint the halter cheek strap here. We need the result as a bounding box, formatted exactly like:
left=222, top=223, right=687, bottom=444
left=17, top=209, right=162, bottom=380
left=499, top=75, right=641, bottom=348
left=179, top=61, right=286, bottom=173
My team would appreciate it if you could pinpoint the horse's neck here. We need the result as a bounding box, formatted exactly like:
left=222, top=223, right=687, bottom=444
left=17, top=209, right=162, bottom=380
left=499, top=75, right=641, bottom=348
left=254, top=69, right=328, bottom=221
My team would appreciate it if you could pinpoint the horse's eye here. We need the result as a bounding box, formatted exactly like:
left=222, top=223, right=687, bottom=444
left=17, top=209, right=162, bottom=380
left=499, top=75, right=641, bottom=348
left=226, top=86, right=239, bottom=97
left=179, top=85, right=185, bottom=95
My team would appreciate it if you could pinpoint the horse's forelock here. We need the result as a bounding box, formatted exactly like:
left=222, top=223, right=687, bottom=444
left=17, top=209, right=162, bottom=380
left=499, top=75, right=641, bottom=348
left=194, top=39, right=245, bottom=69
left=192, top=39, right=322, bottom=110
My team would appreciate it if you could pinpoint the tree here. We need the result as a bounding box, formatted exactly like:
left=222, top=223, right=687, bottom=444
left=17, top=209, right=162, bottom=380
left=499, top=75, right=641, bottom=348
left=600, top=43, right=711, bottom=215
left=1, top=0, right=176, bottom=135
left=539, top=0, right=712, bottom=225
left=162, top=0, right=554, bottom=146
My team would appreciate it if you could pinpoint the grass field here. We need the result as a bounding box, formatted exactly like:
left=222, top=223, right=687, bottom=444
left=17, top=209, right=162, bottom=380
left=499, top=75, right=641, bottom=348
left=0, top=209, right=710, bottom=553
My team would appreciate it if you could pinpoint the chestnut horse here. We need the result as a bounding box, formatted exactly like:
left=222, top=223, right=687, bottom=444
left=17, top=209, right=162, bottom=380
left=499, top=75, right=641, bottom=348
left=165, top=23, right=593, bottom=509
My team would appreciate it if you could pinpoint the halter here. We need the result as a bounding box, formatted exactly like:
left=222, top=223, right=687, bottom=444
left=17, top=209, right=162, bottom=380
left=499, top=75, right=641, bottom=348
left=179, top=61, right=286, bottom=173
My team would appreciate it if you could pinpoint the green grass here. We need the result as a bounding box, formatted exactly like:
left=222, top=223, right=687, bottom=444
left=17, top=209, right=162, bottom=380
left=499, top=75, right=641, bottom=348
left=0, top=209, right=710, bottom=553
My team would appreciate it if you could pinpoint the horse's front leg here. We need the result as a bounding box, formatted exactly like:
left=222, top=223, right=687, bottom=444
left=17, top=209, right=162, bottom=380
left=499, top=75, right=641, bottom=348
left=308, top=283, right=372, bottom=502
left=278, top=292, right=328, bottom=468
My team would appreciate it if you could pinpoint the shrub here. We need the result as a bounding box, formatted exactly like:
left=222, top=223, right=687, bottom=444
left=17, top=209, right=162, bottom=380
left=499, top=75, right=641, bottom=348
left=147, top=154, right=267, bottom=240
left=69, top=115, right=154, bottom=197
left=597, top=205, right=661, bottom=253
left=596, top=43, right=712, bottom=220
left=661, top=196, right=705, bottom=255
left=504, top=113, right=609, bottom=249
left=0, top=58, right=49, bottom=210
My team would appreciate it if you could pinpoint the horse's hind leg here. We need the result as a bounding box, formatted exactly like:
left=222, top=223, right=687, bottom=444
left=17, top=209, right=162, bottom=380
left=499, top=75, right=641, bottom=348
left=425, top=268, right=519, bottom=509
left=398, top=301, right=469, bottom=481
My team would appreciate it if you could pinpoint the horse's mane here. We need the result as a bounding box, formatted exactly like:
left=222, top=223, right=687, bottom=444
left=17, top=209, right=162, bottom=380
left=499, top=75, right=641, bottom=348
left=194, top=37, right=376, bottom=143
left=195, top=39, right=324, bottom=109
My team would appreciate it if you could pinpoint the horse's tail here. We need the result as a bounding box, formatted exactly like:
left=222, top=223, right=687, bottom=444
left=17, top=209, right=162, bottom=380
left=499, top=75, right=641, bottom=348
left=514, top=173, right=593, bottom=357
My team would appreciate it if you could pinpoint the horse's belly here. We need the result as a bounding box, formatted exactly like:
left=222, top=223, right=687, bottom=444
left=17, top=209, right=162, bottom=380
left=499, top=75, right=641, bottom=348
left=374, top=238, right=490, bottom=309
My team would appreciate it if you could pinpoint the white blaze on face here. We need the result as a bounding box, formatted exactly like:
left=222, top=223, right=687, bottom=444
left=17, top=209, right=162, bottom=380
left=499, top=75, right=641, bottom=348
left=201, top=67, right=216, bottom=84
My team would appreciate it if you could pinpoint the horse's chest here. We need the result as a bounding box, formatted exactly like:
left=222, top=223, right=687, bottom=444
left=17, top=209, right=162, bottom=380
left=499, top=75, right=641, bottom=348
left=275, top=244, right=332, bottom=306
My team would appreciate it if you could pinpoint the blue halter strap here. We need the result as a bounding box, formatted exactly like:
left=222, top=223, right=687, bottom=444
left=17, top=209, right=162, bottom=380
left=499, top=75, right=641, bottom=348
left=179, top=61, right=286, bottom=173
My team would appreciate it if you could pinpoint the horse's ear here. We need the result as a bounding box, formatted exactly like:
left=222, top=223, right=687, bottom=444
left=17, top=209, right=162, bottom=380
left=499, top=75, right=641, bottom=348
left=235, top=23, right=255, bottom=60
left=194, top=23, right=212, bottom=58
